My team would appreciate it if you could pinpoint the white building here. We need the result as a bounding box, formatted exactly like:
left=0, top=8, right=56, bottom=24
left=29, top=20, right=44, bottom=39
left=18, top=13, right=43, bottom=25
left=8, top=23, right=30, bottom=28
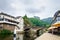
left=15, top=16, right=24, bottom=33
left=0, top=12, right=24, bottom=33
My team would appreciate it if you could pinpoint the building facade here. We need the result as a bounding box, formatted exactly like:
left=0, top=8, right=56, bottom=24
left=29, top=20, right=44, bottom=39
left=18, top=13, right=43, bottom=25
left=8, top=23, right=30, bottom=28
left=52, top=10, right=60, bottom=24
left=48, top=10, right=60, bottom=34
left=0, top=12, right=24, bottom=32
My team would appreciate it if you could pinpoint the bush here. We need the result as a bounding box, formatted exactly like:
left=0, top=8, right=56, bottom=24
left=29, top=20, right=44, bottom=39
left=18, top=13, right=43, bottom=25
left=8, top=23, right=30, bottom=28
left=0, top=29, right=13, bottom=39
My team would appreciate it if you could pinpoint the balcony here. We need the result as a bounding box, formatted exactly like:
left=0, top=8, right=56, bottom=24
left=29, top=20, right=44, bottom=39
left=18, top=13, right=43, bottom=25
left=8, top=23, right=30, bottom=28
left=0, top=21, right=17, bottom=25
left=0, top=18, right=18, bottom=26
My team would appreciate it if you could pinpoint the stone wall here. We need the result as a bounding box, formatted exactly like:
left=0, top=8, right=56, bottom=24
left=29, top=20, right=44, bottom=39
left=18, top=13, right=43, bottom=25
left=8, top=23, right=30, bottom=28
left=0, top=23, right=15, bottom=32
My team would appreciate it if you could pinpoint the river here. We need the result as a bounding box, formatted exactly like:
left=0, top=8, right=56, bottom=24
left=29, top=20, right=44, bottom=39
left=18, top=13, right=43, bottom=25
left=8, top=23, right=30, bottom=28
left=16, top=33, right=35, bottom=40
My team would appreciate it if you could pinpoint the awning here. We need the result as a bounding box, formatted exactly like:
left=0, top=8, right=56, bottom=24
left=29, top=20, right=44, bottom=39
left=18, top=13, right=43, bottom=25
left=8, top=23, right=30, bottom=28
left=52, top=22, right=60, bottom=27
left=48, top=27, right=57, bottom=30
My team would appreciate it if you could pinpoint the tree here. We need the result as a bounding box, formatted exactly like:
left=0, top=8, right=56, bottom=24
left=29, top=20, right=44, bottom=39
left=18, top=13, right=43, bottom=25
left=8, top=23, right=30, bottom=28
left=23, top=15, right=32, bottom=27
left=29, top=17, right=50, bottom=28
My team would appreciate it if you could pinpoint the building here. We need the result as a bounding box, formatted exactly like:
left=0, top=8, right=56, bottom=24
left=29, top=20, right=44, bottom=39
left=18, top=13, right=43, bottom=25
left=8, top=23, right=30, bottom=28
left=48, top=10, right=60, bottom=34
left=52, top=10, right=60, bottom=24
left=0, top=12, right=24, bottom=32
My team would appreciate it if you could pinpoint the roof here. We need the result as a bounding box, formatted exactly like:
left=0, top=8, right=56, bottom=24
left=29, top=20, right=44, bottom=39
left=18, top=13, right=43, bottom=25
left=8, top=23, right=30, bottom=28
left=52, top=23, right=60, bottom=27
left=16, top=16, right=21, bottom=19
left=48, top=27, right=57, bottom=30
left=0, top=12, right=15, bottom=18
left=51, top=10, right=60, bottom=24
left=54, top=10, right=60, bottom=17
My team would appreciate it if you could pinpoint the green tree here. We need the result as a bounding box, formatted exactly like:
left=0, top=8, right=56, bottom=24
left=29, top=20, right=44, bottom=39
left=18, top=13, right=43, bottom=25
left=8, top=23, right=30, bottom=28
left=23, top=15, right=32, bottom=27
left=29, top=18, right=50, bottom=28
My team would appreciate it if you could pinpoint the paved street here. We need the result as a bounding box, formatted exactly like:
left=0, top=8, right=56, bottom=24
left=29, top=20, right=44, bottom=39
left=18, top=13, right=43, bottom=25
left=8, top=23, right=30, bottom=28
left=35, top=33, right=60, bottom=40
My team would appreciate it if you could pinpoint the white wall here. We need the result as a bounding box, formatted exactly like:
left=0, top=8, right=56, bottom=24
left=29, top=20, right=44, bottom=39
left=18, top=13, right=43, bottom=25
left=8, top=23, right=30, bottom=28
left=16, top=17, right=24, bottom=31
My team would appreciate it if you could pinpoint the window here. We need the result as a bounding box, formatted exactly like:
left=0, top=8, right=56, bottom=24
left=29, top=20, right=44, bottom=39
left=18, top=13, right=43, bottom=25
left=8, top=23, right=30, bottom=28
left=0, top=16, right=3, bottom=21
left=0, top=17, right=4, bottom=21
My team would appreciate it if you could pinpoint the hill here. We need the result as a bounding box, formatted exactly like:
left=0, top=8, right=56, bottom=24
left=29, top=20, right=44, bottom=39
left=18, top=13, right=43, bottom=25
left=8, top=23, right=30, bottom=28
left=42, top=17, right=53, bottom=24
left=29, top=17, right=50, bottom=28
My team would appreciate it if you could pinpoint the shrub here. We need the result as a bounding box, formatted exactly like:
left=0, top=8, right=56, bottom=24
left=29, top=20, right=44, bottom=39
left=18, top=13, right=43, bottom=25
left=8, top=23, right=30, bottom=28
left=0, top=29, right=13, bottom=39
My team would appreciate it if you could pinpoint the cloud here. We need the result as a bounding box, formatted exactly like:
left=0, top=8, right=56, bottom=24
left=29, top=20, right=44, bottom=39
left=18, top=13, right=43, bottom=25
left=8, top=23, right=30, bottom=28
left=26, top=8, right=41, bottom=13
left=0, top=0, right=60, bottom=19
left=25, top=7, right=45, bottom=13
left=0, top=0, right=15, bottom=12
left=20, top=0, right=33, bottom=5
left=0, top=0, right=8, bottom=10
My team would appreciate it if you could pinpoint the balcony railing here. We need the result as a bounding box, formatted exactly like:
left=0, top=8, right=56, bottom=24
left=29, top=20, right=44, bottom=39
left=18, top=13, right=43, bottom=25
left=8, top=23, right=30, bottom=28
left=0, top=18, right=18, bottom=25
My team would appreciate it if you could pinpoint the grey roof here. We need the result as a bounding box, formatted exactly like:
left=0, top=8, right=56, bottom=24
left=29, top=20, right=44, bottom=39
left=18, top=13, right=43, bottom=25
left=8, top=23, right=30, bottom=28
left=16, top=16, right=21, bottom=19
left=51, top=10, right=60, bottom=24
left=54, top=10, right=60, bottom=17
left=0, top=12, right=15, bottom=18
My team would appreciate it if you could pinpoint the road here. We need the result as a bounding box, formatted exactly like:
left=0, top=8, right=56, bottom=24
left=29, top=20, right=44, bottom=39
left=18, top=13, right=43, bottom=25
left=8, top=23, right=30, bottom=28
left=35, top=33, right=60, bottom=40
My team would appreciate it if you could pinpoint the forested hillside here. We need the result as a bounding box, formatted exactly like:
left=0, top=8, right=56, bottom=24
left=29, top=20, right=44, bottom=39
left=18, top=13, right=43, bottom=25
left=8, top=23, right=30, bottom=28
left=29, top=18, right=50, bottom=28
left=42, top=17, right=53, bottom=24
left=23, top=15, right=51, bottom=28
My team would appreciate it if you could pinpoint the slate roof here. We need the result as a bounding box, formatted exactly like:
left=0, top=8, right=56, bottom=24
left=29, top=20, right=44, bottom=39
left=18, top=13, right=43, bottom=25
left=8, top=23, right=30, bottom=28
left=54, top=10, right=60, bottom=17
left=0, top=12, right=15, bottom=18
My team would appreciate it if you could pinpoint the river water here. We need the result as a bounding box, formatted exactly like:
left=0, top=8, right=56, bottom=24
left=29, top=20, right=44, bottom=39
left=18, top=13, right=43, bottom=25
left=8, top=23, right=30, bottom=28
left=16, top=33, right=35, bottom=40
left=14, top=29, right=43, bottom=40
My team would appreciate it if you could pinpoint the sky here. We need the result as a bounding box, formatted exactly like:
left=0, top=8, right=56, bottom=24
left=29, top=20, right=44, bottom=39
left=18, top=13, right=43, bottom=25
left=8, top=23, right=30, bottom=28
left=0, top=0, right=60, bottom=19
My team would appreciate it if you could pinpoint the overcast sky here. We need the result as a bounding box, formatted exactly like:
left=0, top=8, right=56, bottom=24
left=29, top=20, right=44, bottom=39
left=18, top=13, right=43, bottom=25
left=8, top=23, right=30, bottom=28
left=0, top=0, right=60, bottom=19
